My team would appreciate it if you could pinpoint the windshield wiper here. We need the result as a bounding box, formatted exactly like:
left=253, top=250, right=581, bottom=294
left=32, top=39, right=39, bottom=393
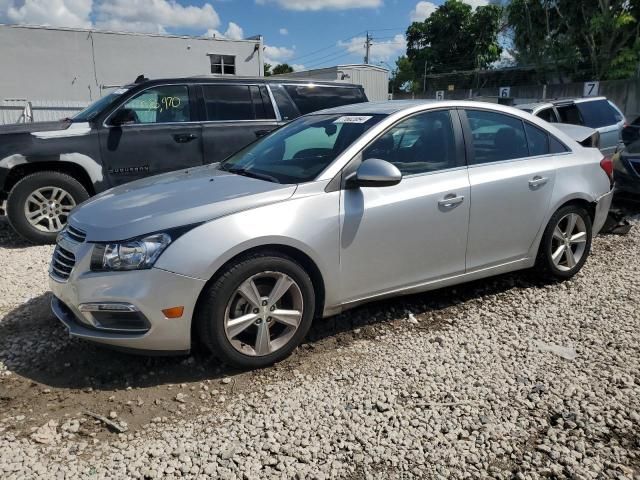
left=226, top=167, right=280, bottom=184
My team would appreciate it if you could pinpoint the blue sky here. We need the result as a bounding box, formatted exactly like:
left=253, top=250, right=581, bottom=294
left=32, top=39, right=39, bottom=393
left=0, top=1, right=487, bottom=70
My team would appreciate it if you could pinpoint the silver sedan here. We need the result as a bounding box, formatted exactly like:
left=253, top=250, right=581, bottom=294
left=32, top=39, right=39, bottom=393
left=49, top=101, right=614, bottom=368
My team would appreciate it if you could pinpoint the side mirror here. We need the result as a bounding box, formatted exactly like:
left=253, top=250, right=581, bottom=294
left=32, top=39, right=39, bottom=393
left=621, top=125, right=639, bottom=146
left=110, top=108, right=138, bottom=127
left=347, top=158, right=402, bottom=188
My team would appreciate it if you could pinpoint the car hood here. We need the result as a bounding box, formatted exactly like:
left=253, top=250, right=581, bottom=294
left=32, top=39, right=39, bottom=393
left=70, top=165, right=297, bottom=241
left=0, top=120, right=72, bottom=135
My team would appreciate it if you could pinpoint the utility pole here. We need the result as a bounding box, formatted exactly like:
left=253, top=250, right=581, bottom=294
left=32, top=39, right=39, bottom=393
left=364, top=32, right=372, bottom=64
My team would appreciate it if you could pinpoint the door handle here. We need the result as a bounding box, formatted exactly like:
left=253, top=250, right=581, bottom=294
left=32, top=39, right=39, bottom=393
left=528, top=176, right=548, bottom=188
left=254, top=129, right=271, bottom=138
left=173, top=133, right=198, bottom=143
left=438, top=194, right=464, bottom=208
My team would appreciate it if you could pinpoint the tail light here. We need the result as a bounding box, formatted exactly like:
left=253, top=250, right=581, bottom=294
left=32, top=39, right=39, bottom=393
left=600, top=156, right=614, bottom=187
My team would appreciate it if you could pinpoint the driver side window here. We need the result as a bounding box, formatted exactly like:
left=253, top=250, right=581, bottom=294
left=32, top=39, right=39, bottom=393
left=114, top=85, right=191, bottom=125
left=363, top=110, right=457, bottom=175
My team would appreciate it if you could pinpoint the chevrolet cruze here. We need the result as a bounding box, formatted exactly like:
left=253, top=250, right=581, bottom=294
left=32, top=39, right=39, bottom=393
left=49, top=101, right=614, bottom=368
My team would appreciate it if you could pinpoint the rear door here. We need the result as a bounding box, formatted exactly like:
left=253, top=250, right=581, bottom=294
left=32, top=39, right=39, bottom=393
left=199, top=84, right=280, bottom=164
left=462, top=108, right=557, bottom=270
left=99, top=84, right=203, bottom=186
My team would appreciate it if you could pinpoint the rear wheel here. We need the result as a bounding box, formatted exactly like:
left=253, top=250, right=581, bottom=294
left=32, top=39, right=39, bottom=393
left=536, top=205, right=592, bottom=279
left=196, top=253, right=315, bottom=369
left=6, top=171, right=89, bottom=244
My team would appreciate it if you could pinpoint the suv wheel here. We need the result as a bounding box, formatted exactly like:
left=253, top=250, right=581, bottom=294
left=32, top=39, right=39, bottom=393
left=7, top=171, right=89, bottom=244
left=536, top=204, right=592, bottom=279
left=196, top=252, right=315, bottom=369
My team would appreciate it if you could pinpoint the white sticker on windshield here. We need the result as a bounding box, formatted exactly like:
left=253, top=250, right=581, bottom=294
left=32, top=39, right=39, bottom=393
left=113, top=88, right=129, bottom=95
left=333, top=115, right=372, bottom=124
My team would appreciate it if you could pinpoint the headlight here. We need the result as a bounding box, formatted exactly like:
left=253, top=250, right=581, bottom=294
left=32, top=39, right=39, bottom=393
left=91, top=233, right=172, bottom=271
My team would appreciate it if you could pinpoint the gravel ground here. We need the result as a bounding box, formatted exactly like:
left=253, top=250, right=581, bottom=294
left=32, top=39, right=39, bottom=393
left=0, top=208, right=639, bottom=480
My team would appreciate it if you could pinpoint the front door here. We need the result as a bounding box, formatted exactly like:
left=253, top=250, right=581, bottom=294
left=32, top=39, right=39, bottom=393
left=339, top=109, right=470, bottom=303
left=99, top=84, right=203, bottom=186
left=199, top=84, right=281, bottom=164
left=463, top=109, right=557, bottom=270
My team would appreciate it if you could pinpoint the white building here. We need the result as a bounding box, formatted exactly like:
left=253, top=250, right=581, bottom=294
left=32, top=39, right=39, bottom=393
left=0, top=24, right=264, bottom=104
left=276, top=64, right=390, bottom=101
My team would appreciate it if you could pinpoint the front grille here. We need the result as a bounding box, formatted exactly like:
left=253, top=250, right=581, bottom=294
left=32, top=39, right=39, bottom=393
left=50, top=245, right=76, bottom=280
left=66, top=225, right=87, bottom=243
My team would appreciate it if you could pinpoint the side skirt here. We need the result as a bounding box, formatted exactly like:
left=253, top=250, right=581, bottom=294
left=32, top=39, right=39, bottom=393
left=322, top=257, right=535, bottom=317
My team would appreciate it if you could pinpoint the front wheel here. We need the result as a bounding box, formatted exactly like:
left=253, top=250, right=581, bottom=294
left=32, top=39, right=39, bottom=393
left=7, top=171, right=89, bottom=244
left=536, top=205, right=593, bottom=279
left=195, top=252, right=316, bottom=369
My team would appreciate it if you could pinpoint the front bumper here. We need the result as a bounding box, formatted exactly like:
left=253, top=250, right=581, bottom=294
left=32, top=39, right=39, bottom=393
left=593, top=188, right=614, bottom=234
left=50, top=267, right=206, bottom=353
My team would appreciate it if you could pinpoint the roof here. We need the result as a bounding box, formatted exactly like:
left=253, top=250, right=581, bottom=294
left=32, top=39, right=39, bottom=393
left=186, top=76, right=357, bottom=86
left=0, top=23, right=261, bottom=43
left=516, top=97, right=609, bottom=111
left=315, top=100, right=437, bottom=115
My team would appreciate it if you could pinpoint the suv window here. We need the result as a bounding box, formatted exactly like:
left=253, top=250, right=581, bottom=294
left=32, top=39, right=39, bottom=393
left=466, top=110, right=528, bottom=163
left=536, top=108, right=557, bottom=123
left=556, top=104, right=583, bottom=125
left=269, top=84, right=299, bottom=121
left=203, top=85, right=273, bottom=121
left=251, top=86, right=276, bottom=120
left=363, top=110, right=457, bottom=175
left=116, top=85, right=191, bottom=124
left=283, top=85, right=366, bottom=115
left=576, top=99, right=618, bottom=128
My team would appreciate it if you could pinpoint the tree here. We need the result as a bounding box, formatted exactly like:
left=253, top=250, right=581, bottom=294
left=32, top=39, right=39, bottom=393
left=390, top=56, right=419, bottom=93
left=507, top=0, right=640, bottom=81
left=264, top=63, right=272, bottom=77
left=272, top=63, right=295, bottom=75
left=406, top=0, right=503, bottom=88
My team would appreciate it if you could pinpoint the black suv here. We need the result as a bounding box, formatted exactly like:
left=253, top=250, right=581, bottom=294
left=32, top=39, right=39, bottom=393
left=0, top=77, right=367, bottom=243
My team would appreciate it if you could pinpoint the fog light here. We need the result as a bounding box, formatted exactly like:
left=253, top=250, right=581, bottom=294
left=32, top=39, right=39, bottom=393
left=162, top=306, right=184, bottom=318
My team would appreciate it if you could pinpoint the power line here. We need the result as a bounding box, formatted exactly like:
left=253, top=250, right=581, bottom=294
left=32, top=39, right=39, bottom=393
left=287, top=30, right=365, bottom=63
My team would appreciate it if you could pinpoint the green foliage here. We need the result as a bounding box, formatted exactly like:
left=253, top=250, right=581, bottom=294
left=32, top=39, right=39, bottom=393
left=406, top=0, right=503, bottom=83
left=264, top=63, right=272, bottom=77
left=273, top=63, right=295, bottom=75
left=507, top=0, right=640, bottom=81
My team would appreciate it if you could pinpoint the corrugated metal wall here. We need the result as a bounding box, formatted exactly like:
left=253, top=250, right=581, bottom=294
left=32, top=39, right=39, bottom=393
left=0, top=99, right=90, bottom=125
left=340, top=66, right=389, bottom=101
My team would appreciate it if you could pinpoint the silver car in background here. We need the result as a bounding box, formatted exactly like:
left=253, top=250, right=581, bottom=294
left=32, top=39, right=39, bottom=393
left=49, top=101, right=614, bottom=368
left=516, top=97, right=625, bottom=155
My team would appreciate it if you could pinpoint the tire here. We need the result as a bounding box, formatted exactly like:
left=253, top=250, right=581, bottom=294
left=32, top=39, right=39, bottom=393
left=195, top=252, right=316, bottom=369
left=7, top=171, right=90, bottom=244
left=535, top=204, right=593, bottom=280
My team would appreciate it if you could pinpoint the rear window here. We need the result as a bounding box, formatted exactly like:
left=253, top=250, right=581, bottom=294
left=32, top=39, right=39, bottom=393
left=576, top=99, right=618, bottom=128
left=283, top=85, right=366, bottom=115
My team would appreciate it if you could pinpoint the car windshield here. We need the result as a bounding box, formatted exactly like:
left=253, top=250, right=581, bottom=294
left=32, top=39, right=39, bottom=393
left=72, top=88, right=130, bottom=122
left=218, top=113, right=384, bottom=184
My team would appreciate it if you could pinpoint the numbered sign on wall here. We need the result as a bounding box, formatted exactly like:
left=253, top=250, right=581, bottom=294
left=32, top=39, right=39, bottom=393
left=499, top=87, right=511, bottom=98
left=583, top=81, right=599, bottom=97
left=435, top=90, right=445, bottom=100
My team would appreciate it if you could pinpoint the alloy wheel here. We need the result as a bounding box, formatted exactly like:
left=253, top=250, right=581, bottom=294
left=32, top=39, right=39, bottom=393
left=23, top=186, right=75, bottom=233
left=223, top=271, right=304, bottom=357
left=550, top=213, right=588, bottom=272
